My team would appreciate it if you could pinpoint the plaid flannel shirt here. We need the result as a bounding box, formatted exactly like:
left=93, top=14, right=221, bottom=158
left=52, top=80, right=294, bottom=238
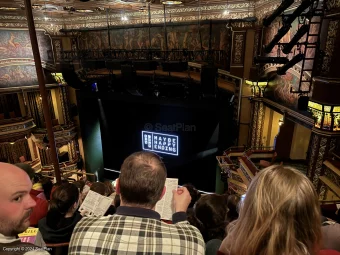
left=68, top=206, right=205, bottom=255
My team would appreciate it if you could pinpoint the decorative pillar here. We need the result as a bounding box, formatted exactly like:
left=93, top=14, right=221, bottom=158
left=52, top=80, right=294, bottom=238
left=250, top=99, right=265, bottom=148
left=59, top=86, right=72, bottom=125
left=307, top=77, right=340, bottom=188
left=306, top=130, right=338, bottom=188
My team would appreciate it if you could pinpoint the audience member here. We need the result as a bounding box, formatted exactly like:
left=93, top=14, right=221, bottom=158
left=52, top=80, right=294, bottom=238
left=218, top=165, right=340, bottom=255
left=226, top=194, right=240, bottom=226
left=73, top=180, right=85, bottom=194
left=89, top=182, right=116, bottom=215
left=103, top=180, right=115, bottom=196
left=183, top=183, right=201, bottom=209
left=15, top=163, right=48, bottom=227
left=40, top=178, right=53, bottom=202
left=32, top=173, right=46, bottom=200
left=69, top=151, right=205, bottom=254
left=0, top=163, right=49, bottom=254
left=38, top=183, right=82, bottom=243
left=189, top=194, right=228, bottom=243
left=89, top=182, right=107, bottom=196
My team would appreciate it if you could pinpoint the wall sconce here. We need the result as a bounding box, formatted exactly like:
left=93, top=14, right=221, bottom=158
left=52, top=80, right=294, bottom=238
left=308, top=100, right=340, bottom=131
left=51, top=73, right=66, bottom=85
left=245, top=79, right=268, bottom=97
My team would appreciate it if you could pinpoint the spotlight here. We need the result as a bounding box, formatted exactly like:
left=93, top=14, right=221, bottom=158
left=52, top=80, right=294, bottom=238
left=264, top=25, right=291, bottom=53
left=283, top=0, right=314, bottom=25
left=223, top=10, right=230, bottom=15
left=263, top=0, right=294, bottom=27
left=121, top=16, right=128, bottom=21
left=282, top=24, right=309, bottom=54
left=9, top=142, right=15, bottom=145
left=277, top=53, right=304, bottom=75
left=254, top=56, right=289, bottom=64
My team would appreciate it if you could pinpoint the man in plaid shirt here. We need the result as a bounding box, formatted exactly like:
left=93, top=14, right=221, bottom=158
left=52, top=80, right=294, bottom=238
left=69, top=151, right=205, bottom=254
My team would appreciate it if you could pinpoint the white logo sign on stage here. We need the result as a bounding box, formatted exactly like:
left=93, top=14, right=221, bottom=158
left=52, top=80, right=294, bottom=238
left=142, top=131, right=179, bottom=156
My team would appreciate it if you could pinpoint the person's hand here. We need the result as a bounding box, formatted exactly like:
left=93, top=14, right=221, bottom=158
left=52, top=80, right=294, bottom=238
left=172, top=187, right=191, bottom=213
left=79, top=208, right=88, bottom=217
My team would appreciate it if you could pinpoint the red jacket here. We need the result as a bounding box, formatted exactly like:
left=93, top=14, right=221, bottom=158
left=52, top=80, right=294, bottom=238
left=29, top=190, right=48, bottom=227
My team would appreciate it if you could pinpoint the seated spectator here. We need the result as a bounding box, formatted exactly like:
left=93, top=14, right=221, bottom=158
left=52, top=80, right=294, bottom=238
left=32, top=173, right=46, bottom=200
left=38, top=183, right=82, bottom=243
left=189, top=194, right=228, bottom=243
left=103, top=180, right=115, bottom=196
left=226, top=194, right=240, bottom=226
left=40, top=177, right=53, bottom=202
left=69, top=151, right=205, bottom=255
left=89, top=182, right=116, bottom=215
left=183, top=183, right=201, bottom=215
left=0, top=163, right=49, bottom=254
left=15, top=163, right=48, bottom=227
left=73, top=180, right=85, bottom=194
left=218, top=165, right=340, bottom=255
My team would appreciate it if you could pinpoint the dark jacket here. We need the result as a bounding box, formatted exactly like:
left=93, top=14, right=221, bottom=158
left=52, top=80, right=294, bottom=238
left=38, top=212, right=82, bottom=243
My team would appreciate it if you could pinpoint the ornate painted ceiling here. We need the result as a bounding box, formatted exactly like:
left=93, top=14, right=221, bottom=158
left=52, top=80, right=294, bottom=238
left=0, top=0, right=283, bottom=33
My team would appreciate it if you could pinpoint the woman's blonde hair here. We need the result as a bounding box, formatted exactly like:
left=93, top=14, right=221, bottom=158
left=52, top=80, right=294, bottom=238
left=220, top=165, right=322, bottom=255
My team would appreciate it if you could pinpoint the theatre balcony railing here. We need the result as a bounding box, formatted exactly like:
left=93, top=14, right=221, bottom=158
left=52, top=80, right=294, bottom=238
left=0, top=117, right=36, bottom=139
left=50, top=49, right=227, bottom=65
left=31, top=124, right=77, bottom=148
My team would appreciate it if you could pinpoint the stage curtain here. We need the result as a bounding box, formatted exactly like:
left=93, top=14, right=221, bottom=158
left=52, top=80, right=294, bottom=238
left=0, top=94, right=21, bottom=118
left=0, top=139, right=31, bottom=163
left=27, top=91, right=55, bottom=128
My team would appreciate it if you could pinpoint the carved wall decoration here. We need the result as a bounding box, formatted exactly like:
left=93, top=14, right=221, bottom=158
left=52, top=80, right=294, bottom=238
left=253, top=29, right=260, bottom=66
left=307, top=133, right=320, bottom=179
left=250, top=101, right=265, bottom=148
left=322, top=20, right=339, bottom=75
left=307, top=132, right=339, bottom=188
left=324, top=167, right=340, bottom=188
left=313, top=136, right=328, bottom=186
left=60, top=86, right=71, bottom=125
left=78, top=23, right=231, bottom=53
left=53, top=39, right=62, bottom=62
left=319, top=184, right=327, bottom=200
left=231, top=31, right=246, bottom=66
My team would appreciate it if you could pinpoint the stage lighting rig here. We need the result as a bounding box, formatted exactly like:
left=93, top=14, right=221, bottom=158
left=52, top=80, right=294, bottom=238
left=264, top=25, right=290, bottom=54
left=277, top=53, right=304, bottom=75
left=263, top=0, right=294, bottom=27
left=254, top=56, right=289, bottom=64
left=282, top=24, right=309, bottom=54
left=283, top=0, right=314, bottom=25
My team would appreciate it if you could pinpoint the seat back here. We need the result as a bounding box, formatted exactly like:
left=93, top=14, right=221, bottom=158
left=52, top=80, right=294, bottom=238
left=45, top=242, right=69, bottom=255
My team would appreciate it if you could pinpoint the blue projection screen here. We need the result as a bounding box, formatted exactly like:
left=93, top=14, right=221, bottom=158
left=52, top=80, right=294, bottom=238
left=142, top=131, right=179, bottom=156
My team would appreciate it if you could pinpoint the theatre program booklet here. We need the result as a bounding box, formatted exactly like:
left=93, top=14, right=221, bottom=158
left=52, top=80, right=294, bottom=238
left=79, top=190, right=113, bottom=216
left=155, top=178, right=178, bottom=220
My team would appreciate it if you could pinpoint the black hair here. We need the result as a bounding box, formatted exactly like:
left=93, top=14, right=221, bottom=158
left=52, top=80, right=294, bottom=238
left=188, top=194, right=228, bottom=242
left=46, top=183, right=79, bottom=229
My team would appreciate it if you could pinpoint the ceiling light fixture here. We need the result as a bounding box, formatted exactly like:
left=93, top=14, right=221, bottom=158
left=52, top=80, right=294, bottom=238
left=121, top=15, right=128, bottom=21
left=161, top=0, right=183, bottom=4
left=223, top=10, right=230, bottom=15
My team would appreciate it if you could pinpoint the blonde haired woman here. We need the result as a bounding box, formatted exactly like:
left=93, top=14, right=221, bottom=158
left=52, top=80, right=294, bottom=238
left=218, top=165, right=340, bottom=255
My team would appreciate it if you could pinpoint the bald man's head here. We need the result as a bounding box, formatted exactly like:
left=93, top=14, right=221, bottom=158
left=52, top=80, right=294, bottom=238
left=0, top=163, right=36, bottom=236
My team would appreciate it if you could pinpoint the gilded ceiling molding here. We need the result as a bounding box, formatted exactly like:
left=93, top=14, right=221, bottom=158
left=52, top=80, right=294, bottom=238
left=0, top=3, right=254, bottom=23
left=63, top=12, right=254, bottom=29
